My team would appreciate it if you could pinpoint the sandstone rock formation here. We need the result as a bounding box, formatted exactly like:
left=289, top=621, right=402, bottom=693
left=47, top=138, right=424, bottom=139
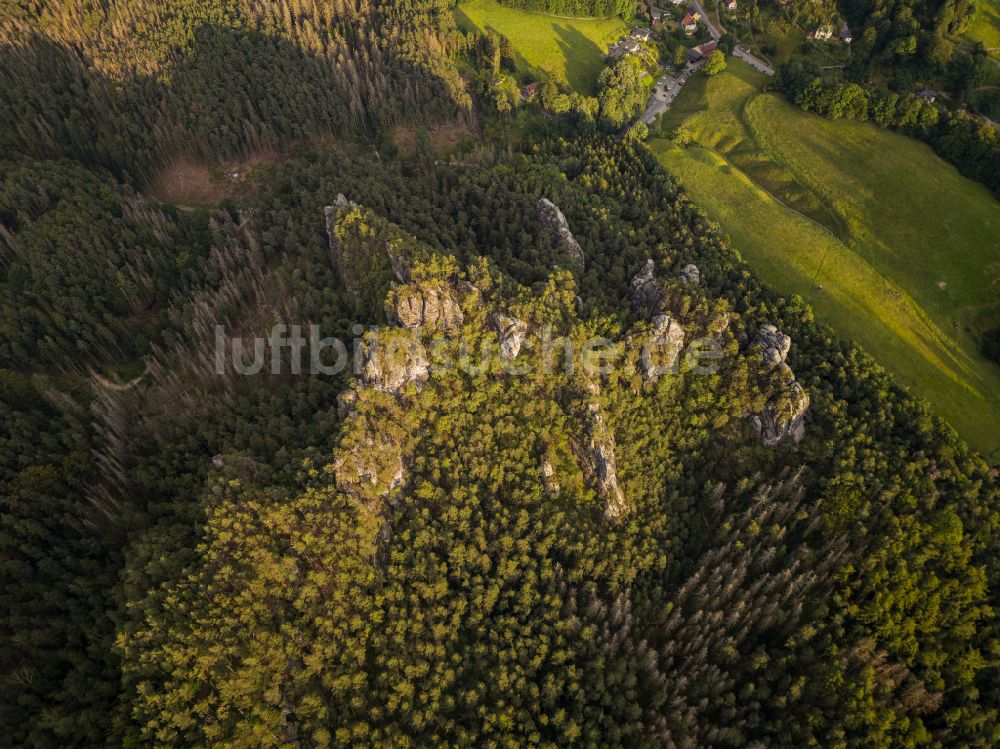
left=356, top=335, right=430, bottom=392
left=639, top=313, right=686, bottom=382
left=324, top=195, right=420, bottom=311
left=537, top=198, right=585, bottom=265
left=629, top=259, right=665, bottom=316
left=541, top=459, right=560, bottom=496
left=585, top=400, right=628, bottom=519
left=754, top=380, right=810, bottom=447
left=679, top=263, right=700, bottom=285
left=490, top=312, right=528, bottom=361
left=751, top=324, right=809, bottom=446
left=386, top=283, right=464, bottom=332
left=756, top=324, right=792, bottom=367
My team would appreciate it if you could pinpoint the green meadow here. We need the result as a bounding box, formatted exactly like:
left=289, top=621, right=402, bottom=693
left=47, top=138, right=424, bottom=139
left=454, top=0, right=628, bottom=93
left=651, top=61, right=1000, bottom=455
left=965, top=0, right=1000, bottom=55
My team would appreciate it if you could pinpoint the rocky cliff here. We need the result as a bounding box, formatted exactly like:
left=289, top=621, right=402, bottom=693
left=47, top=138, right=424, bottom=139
left=537, top=198, right=585, bottom=266
left=751, top=324, right=810, bottom=446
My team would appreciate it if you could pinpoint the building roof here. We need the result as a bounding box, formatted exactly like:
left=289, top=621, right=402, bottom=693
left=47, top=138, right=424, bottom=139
left=607, top=36, right=642, bottom=57
left=689, top=40, right=718, bottom=59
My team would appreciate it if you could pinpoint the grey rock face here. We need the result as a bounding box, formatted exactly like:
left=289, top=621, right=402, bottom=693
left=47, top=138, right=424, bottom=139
left=385, top=241, right=411, bottom=284
left=751, top=324, right=809, bottom=446
left=357, top=337, right=430, bottom=392
left=337, top=389, right=358, bottom=420
left=537, top=198, right=585, bottom=265
left=756, top=381, right=810, bottom=447
left=490, top=312, right=528, bottom=361
left=386, top=284, right=464, bottom=332
left=755, top=323, right=792, bottom=367
left=541, top=459, right=560, bottom=496
left=629, top=259, right=665, bottom=316
left=584, top=400, right=628, bottom=519
left=640, top=314, right=686, bottom=382
left=679, top=263, right=700, bottom=285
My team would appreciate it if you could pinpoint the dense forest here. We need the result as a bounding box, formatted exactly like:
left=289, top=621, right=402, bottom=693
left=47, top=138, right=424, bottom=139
left=0, top=0, right=471, bottom=181
left=492, top=0, right=633, bottom=18
left=2, top=1, right=1000, bottom=747
left=836, top=0, right=977, bottom=77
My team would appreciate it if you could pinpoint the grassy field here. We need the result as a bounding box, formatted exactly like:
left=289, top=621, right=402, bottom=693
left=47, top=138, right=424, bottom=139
left=454, top=0, right=627, bottom=93
left=651, top=61, right=1000, bottom=456
left=965, top=0, right=1000, bottom=56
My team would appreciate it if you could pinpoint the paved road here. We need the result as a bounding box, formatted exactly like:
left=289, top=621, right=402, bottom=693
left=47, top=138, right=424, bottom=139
left=687, top=0, right=775, bottom=75
left=688, top=0, right=721, bottom=39
left=733, top=44, right=774, bottom=75
left=641, top=61, right=704, bottom=124
left=638, top=4, right=774, bottom=126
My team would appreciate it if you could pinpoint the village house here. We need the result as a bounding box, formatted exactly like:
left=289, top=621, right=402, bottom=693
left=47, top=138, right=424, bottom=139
left=839, top=21, right=852, bottom=42
left=520, top=82, right=540, bottom=101
left=651, top=8, right=665, bottom=23
left=607, top=36, right=642, bottom=58
left=688, top=40, right=718, bottom=62
left=631, top=27, right=653, bottom=42
left=681, top=11, right=700, bottom=34
left=811, top=24, right=834, bottom=41
left=723, top=0, right=737, bottom=11
left=916, top=89, right=938, bottom=103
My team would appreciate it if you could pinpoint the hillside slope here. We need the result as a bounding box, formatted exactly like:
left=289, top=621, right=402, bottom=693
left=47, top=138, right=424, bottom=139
left=652, top=61, right=1000, bottom=455
left=454, top=0, right=627, bottom=93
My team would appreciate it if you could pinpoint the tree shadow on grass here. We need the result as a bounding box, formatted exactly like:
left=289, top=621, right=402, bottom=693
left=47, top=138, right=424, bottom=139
left=453, top=6, right=549, bottom=83
left=553, top=23, right=608, bottom=94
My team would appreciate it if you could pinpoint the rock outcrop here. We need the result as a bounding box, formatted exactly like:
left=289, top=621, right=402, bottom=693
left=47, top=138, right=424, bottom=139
left=751, top=324, right=809, bottom=446
left=356, top=334, right=430, bottom=393
left=629, top=259, right=665, bottom=316
left=679, top=263, right=700, bottom=285
left=639, top=313, right=686, bottom=382
left=541, top=459, right=560, bottom=496
left=754, top=380, right=810, bottom=447
left=756, top=324, right=791, bottom=367
left=324, top=195, right=427, bottom=313
left=585, top=400, right=628, bottom=519
left=324, top=196, right=362, bottom=304
left=386, top=284, right=464, bottom=332
left=537, top=198, right=585, bottom=265
left=490, top=312, right=528, bottom=361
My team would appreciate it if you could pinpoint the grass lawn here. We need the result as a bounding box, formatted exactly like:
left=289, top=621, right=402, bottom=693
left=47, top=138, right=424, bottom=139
left=758, top=21, right=806, bottom=65
left=454, top=0, right=628, bottom=93
left=650, top=60, right=1000, bottom=456
left=964, top=0, right=1000, bottom=56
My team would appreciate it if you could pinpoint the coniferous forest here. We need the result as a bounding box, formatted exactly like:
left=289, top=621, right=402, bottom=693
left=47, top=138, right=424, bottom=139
left=2, top=1, right=999, bottom=747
